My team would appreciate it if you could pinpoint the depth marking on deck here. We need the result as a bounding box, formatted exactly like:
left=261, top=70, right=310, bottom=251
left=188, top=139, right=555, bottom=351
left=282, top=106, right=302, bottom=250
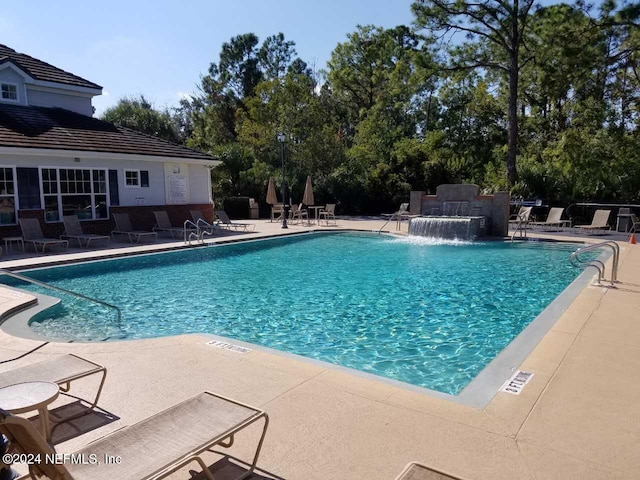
left=500, top=370, right=534, bottom=395
left=205, top=340, right=252, bottom=354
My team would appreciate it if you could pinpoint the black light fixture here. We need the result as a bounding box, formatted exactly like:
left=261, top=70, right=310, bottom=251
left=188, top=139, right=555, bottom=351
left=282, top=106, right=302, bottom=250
left=277, top=132, right=288, bottom=229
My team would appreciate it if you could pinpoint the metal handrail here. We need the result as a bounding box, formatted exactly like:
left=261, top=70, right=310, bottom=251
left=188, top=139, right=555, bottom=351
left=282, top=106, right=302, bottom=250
left=569, top=240, right=620, bottom=285
left=184, top=219, right=199, bottom=245
left=510, top=214, right=528, bottom=241
left=0, top=269, right=122, bottom=325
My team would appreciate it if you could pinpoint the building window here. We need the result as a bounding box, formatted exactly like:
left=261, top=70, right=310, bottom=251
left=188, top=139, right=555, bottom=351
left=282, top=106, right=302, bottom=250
left=1, top=83, right=18, bottom=102
left=124, top=169, right=149, bottom=188
left=124, top=169, right=140, bottom=187
left=0, top=167, right=16, bottom=225
left=41, top=168, right=109, bottom=222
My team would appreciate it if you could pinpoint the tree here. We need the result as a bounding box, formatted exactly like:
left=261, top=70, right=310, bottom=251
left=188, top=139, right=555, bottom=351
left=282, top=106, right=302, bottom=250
left=102, top=95, right=181, bottom=143
left=412, top=0, right=537, bottom=187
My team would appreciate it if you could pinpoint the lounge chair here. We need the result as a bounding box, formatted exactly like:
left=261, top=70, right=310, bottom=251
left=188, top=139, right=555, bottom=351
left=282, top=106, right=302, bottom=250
left=394, top=462, right=468, bottom=480
left=215, top=211, right=254, bottom=231
left=0, top=391, right=269, bottom=480
left=574, top=209, right=611, bottom=235
left=191, top=210, right=220, bottom=235
left=289, top=203, right=309, bottom=224
left=509, top=206, right=533, bottom=225
left=153, top=211, right=192, bottom=239
left=318, top=203, right=337, bottom=225
left=529, top=207, right=571, bottom=231
left=0, top=354, right=106, bottom=421
left=61, top=215, right=110, bottom=248
left=382, top=203, right=416, bottom=230
left=19, top=218, right=69, bottom=253
left=111, top=213, right=158, bottom=243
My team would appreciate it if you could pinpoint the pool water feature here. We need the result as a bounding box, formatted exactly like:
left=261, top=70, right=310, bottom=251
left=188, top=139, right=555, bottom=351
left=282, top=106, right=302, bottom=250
left=3, top=233, right=594, bottom=395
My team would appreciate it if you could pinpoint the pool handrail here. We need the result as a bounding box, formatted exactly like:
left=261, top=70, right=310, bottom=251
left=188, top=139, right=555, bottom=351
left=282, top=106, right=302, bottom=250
left=0, top=268, right=123, bottom=325
left=569, top=240, right=620, bottom=285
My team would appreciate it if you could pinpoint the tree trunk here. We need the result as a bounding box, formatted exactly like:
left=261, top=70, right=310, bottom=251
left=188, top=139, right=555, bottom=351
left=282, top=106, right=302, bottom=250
left=506, top=1, right=520, bottom=187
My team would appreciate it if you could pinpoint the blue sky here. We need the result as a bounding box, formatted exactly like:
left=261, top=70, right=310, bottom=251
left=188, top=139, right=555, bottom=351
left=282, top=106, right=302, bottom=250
left=0, top=0, right=415, bottom=116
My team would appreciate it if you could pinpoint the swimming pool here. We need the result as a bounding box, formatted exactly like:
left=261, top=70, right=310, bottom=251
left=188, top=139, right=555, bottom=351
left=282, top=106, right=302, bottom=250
left=4, top=233, right=592, bottom=395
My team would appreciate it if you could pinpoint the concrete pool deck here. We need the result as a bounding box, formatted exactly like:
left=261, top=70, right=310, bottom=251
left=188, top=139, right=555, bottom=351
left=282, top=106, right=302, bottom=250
left=0, top=218, right=638, bottom=479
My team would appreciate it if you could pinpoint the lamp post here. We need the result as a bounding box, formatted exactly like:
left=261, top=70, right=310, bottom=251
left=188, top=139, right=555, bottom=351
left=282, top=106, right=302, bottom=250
left=277, top=132, right=288, bottom=229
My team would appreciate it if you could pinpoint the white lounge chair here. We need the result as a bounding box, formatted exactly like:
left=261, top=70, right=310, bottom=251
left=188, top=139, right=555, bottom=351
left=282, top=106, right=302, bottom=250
left=529, top=207, right=571, bottom=231
left=574, top=209, right=611, bottom=235
left=0, top=391, right=269, bottom=480
left=382, top=203, right=416, bottom=230
left=111, top=213, right=158, bottom=243
left=191, top=210, right=220, bottom=235
left=19, top=218, right=69, bottom=252
left=61, top=215, right=110, bottom=247
left=0, top=354, right=106, bottom=422
left=152, top=211, right=192, bottom=239
left=215, top=211, right=254, bottom=231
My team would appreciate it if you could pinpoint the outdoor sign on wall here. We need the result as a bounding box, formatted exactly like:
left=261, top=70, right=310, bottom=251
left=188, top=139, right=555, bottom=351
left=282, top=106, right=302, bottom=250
left=164, top=163, right=189, bottom=205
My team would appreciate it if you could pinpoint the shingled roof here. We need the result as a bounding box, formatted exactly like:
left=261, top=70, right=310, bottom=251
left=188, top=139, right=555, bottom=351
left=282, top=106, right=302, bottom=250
left=0, top=44, right=101, bottom=90
left=0, top=104, right=214, bottom=162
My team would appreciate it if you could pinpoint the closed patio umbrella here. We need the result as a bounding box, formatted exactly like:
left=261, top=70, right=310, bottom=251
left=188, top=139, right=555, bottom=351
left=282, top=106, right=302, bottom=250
left=302, top=176, right=315, bottom=206
left=266, top=177, right=278, bottom=204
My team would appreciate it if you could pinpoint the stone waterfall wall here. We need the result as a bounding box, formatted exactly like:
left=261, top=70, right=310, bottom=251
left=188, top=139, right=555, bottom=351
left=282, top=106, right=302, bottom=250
left=409, top=184, right=510, bottom=237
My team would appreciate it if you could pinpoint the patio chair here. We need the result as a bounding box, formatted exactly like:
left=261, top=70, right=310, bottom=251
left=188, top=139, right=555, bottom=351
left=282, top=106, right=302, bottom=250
left=318, top=203, right=337, bottom=225
left=529, top=207, right=571, bottom=231
left=271, top=204, right=284, bottom=222
left=19, top=218, right=69, bottom=253
left=394, top=462, right=468, bottom=480
left=111, top=213, right=158, bottom=243
left=289, top=204, right=309, bottom=224
left=153, top=211, right=191, bottom=239
left=0, top=354, right=106, bottom=422
left=574, top=209, right=611, bottom=235
left=61, top=215, right=110, bottom=248
left=215, top=211, right=254, bottom=231
left=0, top=391, right=269, bottom=480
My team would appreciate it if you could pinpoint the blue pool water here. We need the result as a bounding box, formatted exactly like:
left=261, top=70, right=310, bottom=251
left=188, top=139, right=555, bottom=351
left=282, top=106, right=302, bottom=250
left=4, top=233, right=591, bottom=395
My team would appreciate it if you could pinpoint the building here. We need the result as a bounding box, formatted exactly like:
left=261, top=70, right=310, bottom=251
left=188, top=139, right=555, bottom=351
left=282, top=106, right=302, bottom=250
left=0, top=44, right=219, bottom=238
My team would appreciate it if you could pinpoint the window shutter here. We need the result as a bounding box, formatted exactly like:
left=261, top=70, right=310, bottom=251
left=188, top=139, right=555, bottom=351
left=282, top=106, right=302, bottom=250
left=140, top=170, right=149, bottom=188
left=108, top=170, right=120, bottom=206
left=17, top=168, right=41, bottom=209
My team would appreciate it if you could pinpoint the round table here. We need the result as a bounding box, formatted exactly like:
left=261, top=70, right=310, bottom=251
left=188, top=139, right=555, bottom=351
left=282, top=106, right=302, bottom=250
left=0, top=381, right=59, bottom=441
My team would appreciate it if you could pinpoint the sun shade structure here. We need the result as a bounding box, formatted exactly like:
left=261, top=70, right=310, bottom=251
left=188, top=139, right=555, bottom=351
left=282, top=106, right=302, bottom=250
left=61, top=215, right=110, bottom=247
left=0, top=391, right=269, bottom=480
left=266, top=177, right=278, bottom=205
left=19, top=218, right=68, bottom=252
left=111, top=213, right=158, bottom=243
left=302, top=175, right=315, bottom=206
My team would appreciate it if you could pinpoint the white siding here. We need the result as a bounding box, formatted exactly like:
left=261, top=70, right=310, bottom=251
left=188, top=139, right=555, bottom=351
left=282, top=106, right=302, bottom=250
left=0, top=153, right=212, bottom=209
left=27, top=88, right=93, bottom=116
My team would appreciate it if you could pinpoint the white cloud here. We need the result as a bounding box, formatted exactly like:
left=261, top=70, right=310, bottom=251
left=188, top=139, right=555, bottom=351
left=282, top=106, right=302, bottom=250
left=177, top=92, right=192, bottom=100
